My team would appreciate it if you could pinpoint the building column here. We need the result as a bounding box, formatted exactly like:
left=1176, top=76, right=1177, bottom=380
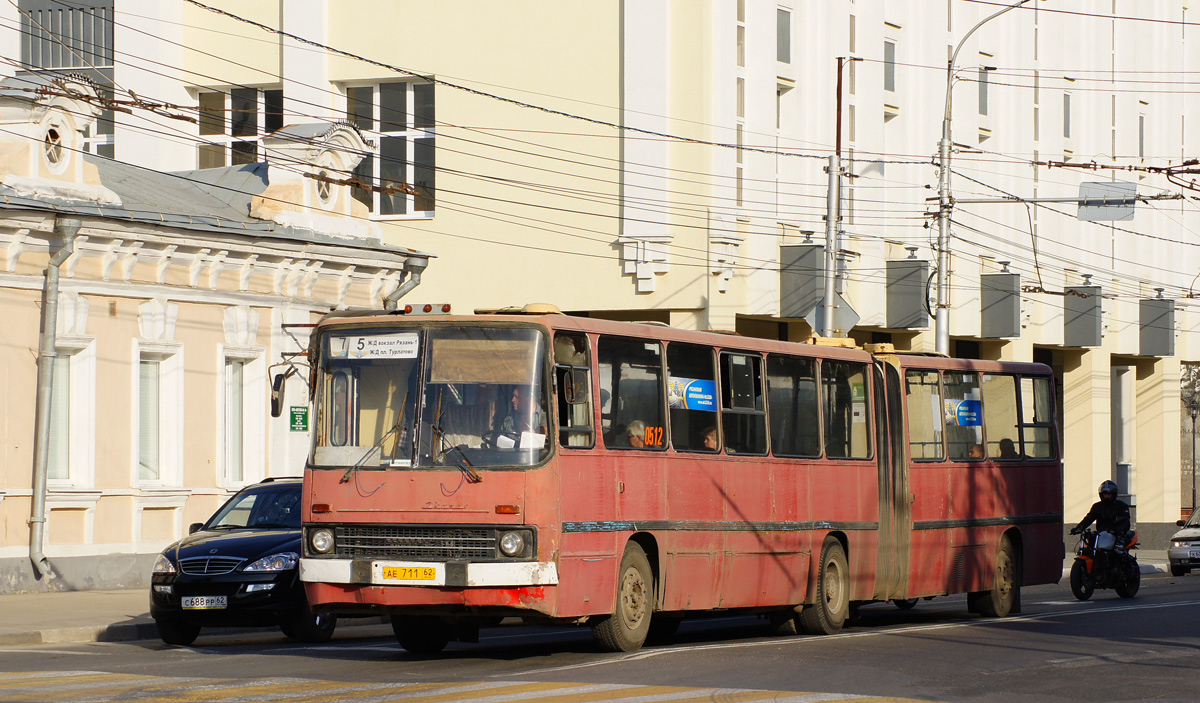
left=1062, top=348, right=1112, bottom=521
left=1133, top=357, right=1182, bottom=529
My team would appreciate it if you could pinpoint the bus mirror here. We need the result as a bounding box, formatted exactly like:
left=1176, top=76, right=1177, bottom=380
left=271, top=373, right=286, bottom=417
left=564, top=369, right=589, bottom=404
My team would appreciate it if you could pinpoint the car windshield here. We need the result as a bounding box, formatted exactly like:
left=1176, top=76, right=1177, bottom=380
left=1187, top=510, right=1200, bottom=528
left=313, top=325, right=550, bottom=469
left=207, top=485, right=302, bottom=529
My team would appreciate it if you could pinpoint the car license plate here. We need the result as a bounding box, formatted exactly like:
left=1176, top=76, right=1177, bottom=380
left=374, top=562, right=444, bottom=585
left=182, top=595, right=227, bottom=610
left=1189, top=549, right=1200, bottom=559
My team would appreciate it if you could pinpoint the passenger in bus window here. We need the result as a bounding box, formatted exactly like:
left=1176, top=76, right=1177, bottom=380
left=702, top=426, right=718, bottom=451
left=998, top=438, right=1020, bottom=459
left=968, top=444, right=985, bottom=460
left=624, top=420, right=646, bottom=448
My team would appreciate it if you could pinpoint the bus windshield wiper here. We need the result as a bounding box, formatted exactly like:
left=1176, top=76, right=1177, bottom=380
left=431, top=418, right=482, bottom=484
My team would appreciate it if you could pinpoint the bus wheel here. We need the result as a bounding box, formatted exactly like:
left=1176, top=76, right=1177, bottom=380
left=798, top=537, right=849, bottom=635
left=977, top=536, right=1019, bottom=617
left=391, top=615, right=450, bottom=655
left=592, top=542, right=653, bottom=652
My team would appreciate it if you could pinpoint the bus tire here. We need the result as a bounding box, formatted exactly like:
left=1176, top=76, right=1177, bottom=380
left=977, top=536, right=1019, bottom=617
left=798, top=537, right=849, bottom=635
left=391, top=615, right=450, bottom=655
left=592, top=542, right=653, bottom=652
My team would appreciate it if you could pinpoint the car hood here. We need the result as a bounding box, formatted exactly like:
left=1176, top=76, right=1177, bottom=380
left=166, top=529, right=301, bottom=562
left=1170, top=526, right=1200, bottom=542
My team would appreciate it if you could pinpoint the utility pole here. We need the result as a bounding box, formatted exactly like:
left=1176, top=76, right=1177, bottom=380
left=821, top=56, right=860, bottom=338
left=935, top=0, right=1034, bottom=355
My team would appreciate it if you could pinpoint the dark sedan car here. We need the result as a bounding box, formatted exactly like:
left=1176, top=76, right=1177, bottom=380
left=149, top=477, right=335, bottom=645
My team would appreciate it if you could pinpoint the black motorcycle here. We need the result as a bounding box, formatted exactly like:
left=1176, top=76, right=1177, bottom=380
left=1069, top=528, right=1140, bottom=600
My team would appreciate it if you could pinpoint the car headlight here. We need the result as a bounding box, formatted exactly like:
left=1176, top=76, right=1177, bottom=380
left=1173, top=540, right=1187, bottom=548
left=153, top=554, right=176, bottom=574
left=310, top=528, right=334, bottom=554
left=243, top=552, right=299, bottom=572
left=499, top=531, right=525, bottom=557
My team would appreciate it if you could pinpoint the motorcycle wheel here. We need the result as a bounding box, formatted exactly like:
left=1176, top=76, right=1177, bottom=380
left=1069, top=560, right=1094, bottom=601
left=1115, top=561, right=1141, bottom=598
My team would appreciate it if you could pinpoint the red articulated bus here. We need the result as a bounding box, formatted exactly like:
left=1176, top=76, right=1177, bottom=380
left=296, top=305, right=1063, bottom=653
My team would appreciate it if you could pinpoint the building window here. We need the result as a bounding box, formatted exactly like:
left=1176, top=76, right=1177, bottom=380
left=346, top=81, right=436, bottom=217
left=978, top=68, right=989, bottom=116
left=138, top=358, right=160, bottom=482
left=225, top=359, right=244, bottom=483
left=1063, top=92, right=1072, bottom=139
left=737, top=25, right=745, bottom=68
left=198, top=88, right=285, bottom=169
left=222, top=350, right=266, bottom=486
left=1139, top=106, right=1147, bottom=159
left=19, top=0, right=115, bottom=156
left=136, top=345, right=183, bottom=486
left=777, top=8, right=791, bottom=63
left=883, top=40, right=896, bottom=92
left=47, top=340, right=97, bottom=486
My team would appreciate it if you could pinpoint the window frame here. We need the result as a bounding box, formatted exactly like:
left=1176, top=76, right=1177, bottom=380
left=344, top=80, right=436, bottom=219
left=133, top=341, right=184, bottom=487
left=46, top=336, right=97, bottom=488
left=197, top=87, right=285, bottom=169
left=220, top=346, right=266, bottom=487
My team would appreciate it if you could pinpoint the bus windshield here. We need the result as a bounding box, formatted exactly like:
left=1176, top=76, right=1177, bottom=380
left=312, top=325, right=550, bottom=469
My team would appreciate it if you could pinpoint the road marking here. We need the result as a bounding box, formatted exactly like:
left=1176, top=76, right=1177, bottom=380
left=505, top=599, right=1200, bottom=676
left=0, top=673, right=933, bottom=703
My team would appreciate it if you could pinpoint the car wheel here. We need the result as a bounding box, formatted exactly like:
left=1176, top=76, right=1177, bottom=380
left=591, top=542, right=654, bottom=652
left=286, top=608, right=337, bottom=643
left=1170, top=564, right=1189, bottom=577
left=155, top=617, right=200, bottom=646
left=798, top=537, right=850, bottom=635
left=892, top=598, right=919, bottom=610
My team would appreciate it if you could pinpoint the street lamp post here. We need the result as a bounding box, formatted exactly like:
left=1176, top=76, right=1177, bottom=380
left=935, top=0, right=1034, bottom=355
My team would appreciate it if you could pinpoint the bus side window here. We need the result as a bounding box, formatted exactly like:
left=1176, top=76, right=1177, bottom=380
left=668, top=343, right=719, bottom=452
left=943, top=371, right=983, bottom=460
left=554, top=333, right=594, bottom=448
left=1019, top=376, right=1057, bottom=459
left=598, top=336, right=667, bottom=450
left=821, top=360, right=872, bottom=459
left=981, top=373, right=1019, bottom=459
left=767, top=355, right=820, bottom=457
left=721, top=352, right=767, bottom=455
left=905, top=369, right=944, bottom=461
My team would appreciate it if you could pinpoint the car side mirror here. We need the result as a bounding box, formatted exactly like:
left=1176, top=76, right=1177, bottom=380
left=188, top=522, right=204, bottom=535
left=271, top=373, right=286, bottom=417
left=1178, top=520, right=1188, bottom=527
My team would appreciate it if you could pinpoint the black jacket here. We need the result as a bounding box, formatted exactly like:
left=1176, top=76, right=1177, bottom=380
left=1074, top=498, right=1131, bottom=535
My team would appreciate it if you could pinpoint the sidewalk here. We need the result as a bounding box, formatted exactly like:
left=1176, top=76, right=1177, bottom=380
left=0, top=550, right=1174, bottom=647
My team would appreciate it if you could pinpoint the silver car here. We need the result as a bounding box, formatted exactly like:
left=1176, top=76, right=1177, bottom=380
left=1168, top=509, right=1200, bottom=577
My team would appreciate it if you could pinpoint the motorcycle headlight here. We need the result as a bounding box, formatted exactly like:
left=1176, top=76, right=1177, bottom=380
left=243, top=552, right=299, bottom=572
left=499, top=531, right=525, bottom=557
left=310, top=528, right=334, bottom=554
left=152, top=553, right=176, bottom=574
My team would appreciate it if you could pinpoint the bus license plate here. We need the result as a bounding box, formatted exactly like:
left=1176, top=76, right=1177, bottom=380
left=182, top=595, right=227, bottom=610
left=376, top=563, right=443, bottom=585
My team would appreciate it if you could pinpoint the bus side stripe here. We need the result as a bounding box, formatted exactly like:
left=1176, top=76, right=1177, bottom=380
left=912, top=513, right=1063, bottom=530
left=561, top=520, right=878, bottom=533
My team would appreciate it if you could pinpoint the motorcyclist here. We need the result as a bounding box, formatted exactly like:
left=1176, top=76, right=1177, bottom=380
left=1069, top=480, right=1132, bottom=550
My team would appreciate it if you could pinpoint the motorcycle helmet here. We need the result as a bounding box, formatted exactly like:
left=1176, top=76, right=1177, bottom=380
left=1098, top=479, right=1119, bottom=500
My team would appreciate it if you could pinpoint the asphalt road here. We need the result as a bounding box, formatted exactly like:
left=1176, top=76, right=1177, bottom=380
left=2, top=573, right=1198, bottom=703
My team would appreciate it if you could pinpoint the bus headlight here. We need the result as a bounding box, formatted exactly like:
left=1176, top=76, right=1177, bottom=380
left=310, top=528, right=334, bottom=554
left=499, top=531, right=525, bottom=557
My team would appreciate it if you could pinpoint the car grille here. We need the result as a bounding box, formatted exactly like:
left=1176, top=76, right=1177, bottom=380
left=178, top=556, right=245, bottom=575
left=334, top=526, right=495, bottom=560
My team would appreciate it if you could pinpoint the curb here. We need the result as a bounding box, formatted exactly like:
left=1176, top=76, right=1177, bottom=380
left=0, top=617, right=390, bottom=647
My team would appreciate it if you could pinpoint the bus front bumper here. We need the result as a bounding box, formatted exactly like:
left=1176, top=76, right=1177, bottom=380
left=299, top=558, right=558, bottom=587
